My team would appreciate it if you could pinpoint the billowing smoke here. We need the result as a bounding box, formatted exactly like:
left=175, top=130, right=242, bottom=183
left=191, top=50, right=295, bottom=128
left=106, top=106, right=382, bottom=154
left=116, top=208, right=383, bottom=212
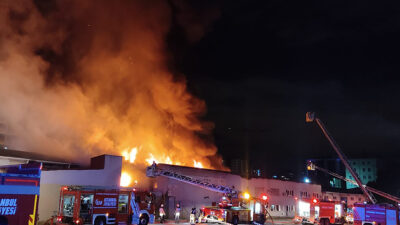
left=0, top=0, right=225, bottom=174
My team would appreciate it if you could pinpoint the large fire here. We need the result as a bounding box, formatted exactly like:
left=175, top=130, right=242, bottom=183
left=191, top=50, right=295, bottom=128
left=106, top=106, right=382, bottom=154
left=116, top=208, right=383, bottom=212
left=120, top=146, right=206, bottom=187
left=0, top=0, right=227, bottom=189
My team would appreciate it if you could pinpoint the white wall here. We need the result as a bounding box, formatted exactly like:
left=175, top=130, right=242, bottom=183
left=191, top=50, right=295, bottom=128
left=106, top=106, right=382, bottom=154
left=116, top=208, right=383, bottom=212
left=37, top=155, right=122, bottom=224
left=322, top=191, right=366, bottom=207
left=249, top=178, right=321, bottom=218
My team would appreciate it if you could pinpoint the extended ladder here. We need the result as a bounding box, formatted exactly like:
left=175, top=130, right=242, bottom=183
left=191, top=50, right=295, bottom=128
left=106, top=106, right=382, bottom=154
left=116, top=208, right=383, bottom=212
left=146, top=162, right=236, bottom=195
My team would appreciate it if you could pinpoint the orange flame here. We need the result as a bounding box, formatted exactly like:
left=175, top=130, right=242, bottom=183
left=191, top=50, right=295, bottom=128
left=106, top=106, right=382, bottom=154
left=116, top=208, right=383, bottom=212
left=120, top=172, right=132, bottom=187
left=0, top=1, right=229, bottom=177
left=193, top=160, right=203, bottom=168
left=122, top=147, right=138, bottom=164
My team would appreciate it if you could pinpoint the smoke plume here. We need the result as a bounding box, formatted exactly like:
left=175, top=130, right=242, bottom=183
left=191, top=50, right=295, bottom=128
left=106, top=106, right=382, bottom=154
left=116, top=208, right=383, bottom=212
left=0, top=0, right=225, bottom=170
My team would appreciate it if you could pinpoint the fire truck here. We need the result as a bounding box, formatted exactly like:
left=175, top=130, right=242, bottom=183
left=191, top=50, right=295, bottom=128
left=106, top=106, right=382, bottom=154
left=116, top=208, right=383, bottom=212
left=306, top=112, right=400, bottom=225
left=294, top=198, right=345, bottom=225
left=0, top=162, right=41, bottom=225
left=55, top=186, right=155, bottom=225
left=353, top=203, right=398, bottom=225
left=146, top=163, right=269, bottom=225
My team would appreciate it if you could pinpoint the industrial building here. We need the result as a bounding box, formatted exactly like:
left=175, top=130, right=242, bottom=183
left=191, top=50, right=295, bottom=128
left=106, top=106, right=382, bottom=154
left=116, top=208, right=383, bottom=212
left=0, top=151, right=371, bottom=223
left=152, top=164, right=319, bottom=218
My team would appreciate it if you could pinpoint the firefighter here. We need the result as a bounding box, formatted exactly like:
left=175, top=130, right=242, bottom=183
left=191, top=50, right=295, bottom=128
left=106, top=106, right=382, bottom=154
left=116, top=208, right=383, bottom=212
left=190, top=207, right=196, bottom=225
left=174, top=203, right=181, bottom=223
left=159, top=204, right=166, bottom=223
left=145, top=193, right=152, bottom=210
left=198, top=208, right=205, bottom=223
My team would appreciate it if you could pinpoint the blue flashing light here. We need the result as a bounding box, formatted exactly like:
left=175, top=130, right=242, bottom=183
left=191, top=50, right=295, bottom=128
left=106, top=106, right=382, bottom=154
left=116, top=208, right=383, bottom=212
left=304, top=177, right=311, bottom=183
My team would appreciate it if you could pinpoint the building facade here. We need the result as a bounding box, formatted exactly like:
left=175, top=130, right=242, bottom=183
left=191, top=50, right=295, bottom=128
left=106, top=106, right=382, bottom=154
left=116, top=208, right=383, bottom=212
left=152, top=164, right=321, bottom=219
left=346, top=159, right=377, bottom=189
left=321, top=191, right=367, bottom=207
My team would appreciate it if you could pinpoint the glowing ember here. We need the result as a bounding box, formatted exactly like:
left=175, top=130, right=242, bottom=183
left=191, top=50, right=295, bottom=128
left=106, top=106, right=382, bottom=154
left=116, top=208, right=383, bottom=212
left=120, top=172, right=132, bottom=187
left=193, top=160, right=203, bottom=168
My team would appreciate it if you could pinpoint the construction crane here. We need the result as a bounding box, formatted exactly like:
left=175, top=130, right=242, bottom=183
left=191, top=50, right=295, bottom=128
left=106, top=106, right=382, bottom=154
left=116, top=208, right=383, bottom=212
left=305, top=112, right=378, bottom=204
left=307, top=161, right=400, bottom=203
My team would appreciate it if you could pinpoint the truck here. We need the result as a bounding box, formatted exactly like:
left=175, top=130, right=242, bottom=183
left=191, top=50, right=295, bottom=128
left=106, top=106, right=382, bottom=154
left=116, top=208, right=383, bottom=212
left=0, top=162, right=41, bottom=225
left=306, top=112, right=400, bottom=225
left=146, top=162, right=269, bottom=225
left=353, top=203, right=398, bottom=225
left=293, top=198, right=345, bottom=225
left=55, top=186, right=155, bottom=225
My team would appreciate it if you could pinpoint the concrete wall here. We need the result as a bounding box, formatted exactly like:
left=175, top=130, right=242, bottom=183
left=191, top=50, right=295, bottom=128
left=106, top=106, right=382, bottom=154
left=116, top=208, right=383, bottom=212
left=248, top=178, right=321, bottom=218
left=322, top=191, right=367, bottom=207
left=38, top=155, right=122, bottom=224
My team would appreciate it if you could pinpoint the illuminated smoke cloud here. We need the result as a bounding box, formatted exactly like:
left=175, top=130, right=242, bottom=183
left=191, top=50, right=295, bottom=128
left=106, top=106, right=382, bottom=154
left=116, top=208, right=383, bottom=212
left=0, top=0, right=226, bottom=172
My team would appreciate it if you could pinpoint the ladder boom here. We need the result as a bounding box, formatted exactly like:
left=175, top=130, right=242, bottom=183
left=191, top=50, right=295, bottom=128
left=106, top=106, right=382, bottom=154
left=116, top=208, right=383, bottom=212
left=146, top=163, right=236, bottom=195
left=306, top=112, right=377, bottom=204
left=308, top=162, right=400, bottom=203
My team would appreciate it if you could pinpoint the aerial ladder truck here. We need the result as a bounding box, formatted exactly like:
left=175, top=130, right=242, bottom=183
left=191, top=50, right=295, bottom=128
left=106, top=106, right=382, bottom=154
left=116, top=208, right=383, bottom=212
left=146, top=163, right=269, bottom=225
left=306, top=161, right=400, bottom=204
left=306, top=112, right=399, bottom=225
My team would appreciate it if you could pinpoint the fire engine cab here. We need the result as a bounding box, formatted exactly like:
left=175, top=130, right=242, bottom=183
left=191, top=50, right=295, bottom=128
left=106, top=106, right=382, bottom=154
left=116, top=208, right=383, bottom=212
left=294, top=198, right=345, bottom=225
left=56, top=186, right=155, bottom=225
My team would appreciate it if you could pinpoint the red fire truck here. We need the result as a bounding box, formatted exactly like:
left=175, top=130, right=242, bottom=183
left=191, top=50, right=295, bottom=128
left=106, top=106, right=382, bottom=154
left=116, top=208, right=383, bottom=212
left=353, top=203, right=398, bottom=225
left=294, top=198, right=345, bottom=225
left=201, top=194, right=268, bottom=225
left=55, top=186, right=155, bottom=225
left=0, top=162, right=42, bottom=225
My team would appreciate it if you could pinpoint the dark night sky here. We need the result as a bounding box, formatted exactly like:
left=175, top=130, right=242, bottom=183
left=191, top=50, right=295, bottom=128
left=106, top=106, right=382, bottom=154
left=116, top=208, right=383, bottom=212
left=167, top=1, right=400, bottom=178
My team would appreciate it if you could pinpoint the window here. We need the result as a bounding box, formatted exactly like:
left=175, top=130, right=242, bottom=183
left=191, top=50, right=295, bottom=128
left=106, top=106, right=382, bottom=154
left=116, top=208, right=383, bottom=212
left=363, top=176, right=366, bottom=179
left=80, top=194, right=94, bottom=213
left=333, top=196, right=337, bottom=200
left=368, top=176, right=371, bottom=179
left=270, top=205, right=275, bottom=211
left=286, top=190, right=294, bottom=196
left=362, top=162, right=365, bottom=165
left=63, top=195, right=75, bottom=217
left=368, top=168, right=371, bottom=172
left=255, top=202, right=262, bottom=214
left=362, top=168, right=366, bottom=172
left=358, top=198, right=362, bottom=201
left=351, top=197, right=354, bottom=200
left=276, top=205, right=280, bottom=211
left=118, top=194, right=129, bottom=214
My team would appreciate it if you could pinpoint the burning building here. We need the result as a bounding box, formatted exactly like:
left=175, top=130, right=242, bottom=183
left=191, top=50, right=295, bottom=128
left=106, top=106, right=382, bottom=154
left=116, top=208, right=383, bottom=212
left=149, top=163, right=322, bottom=219
left=0, top=0, right=226, bottom=191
